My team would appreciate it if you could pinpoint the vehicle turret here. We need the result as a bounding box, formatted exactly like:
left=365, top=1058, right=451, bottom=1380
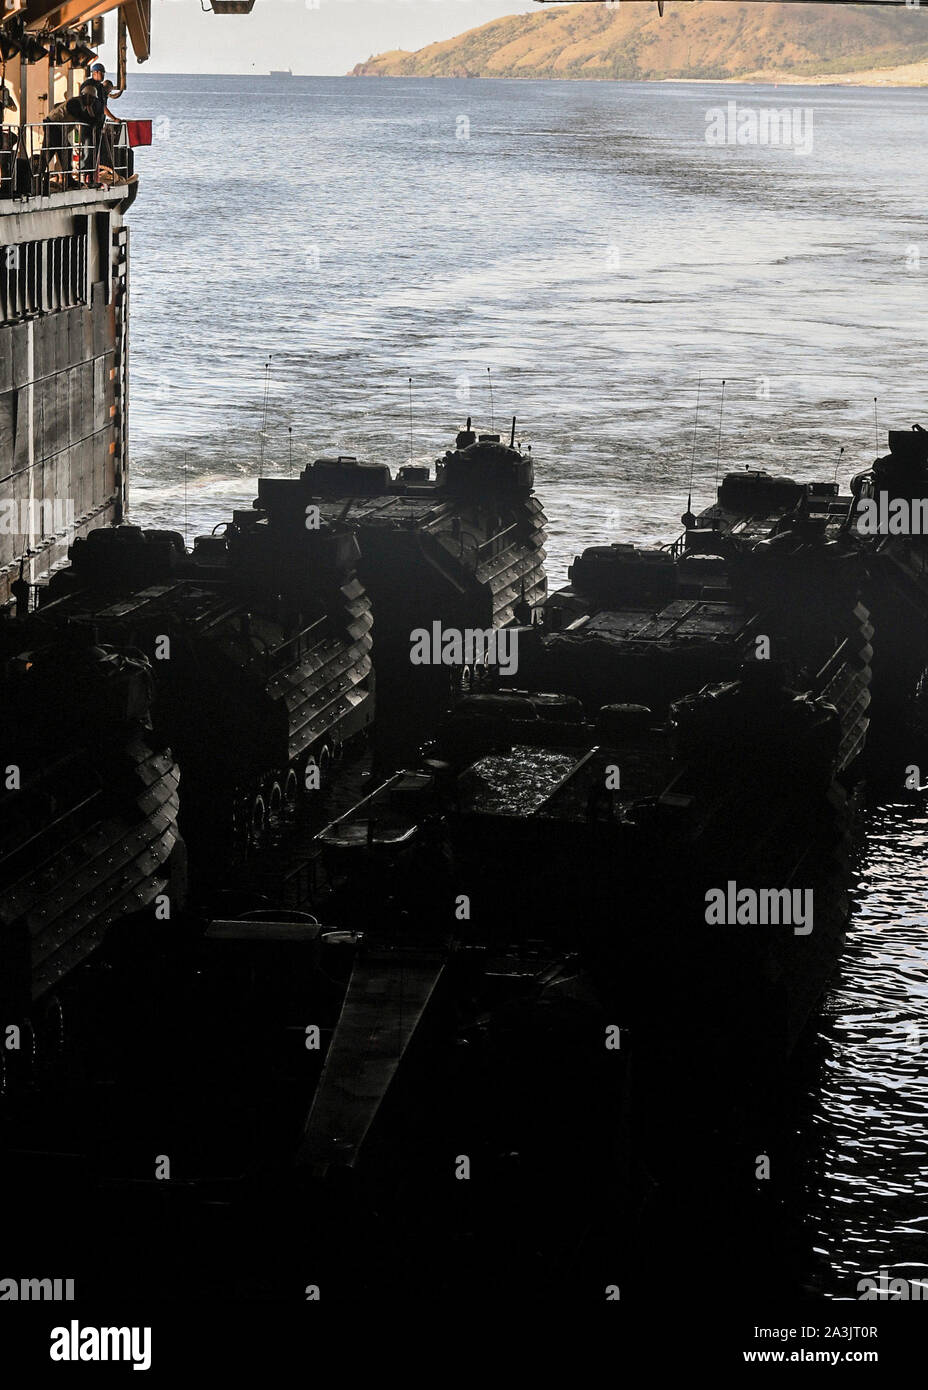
left=435, top=423, right=534, bottom=496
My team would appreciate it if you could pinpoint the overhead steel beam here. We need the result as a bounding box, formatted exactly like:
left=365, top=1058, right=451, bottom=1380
left=17, top=0, right=150, bottom=63
left=22, top=0, right=115, bottom=31
left=121, top=0, right=150, bottom=62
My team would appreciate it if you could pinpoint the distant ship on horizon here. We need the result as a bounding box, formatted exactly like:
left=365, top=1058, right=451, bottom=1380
left=270, top=67, right=294, bottom=77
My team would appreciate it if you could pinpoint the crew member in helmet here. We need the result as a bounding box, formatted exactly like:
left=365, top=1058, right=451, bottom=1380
left=82, top=61, right=120, bottom=119
left=79, top=61, right=120, bottom=179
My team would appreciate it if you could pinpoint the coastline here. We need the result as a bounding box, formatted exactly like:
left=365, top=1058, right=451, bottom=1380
left=350, top=59, right=928, bottom=89
left=350, top=64, right=928, bottom=87
left=719, top=57, right=928, bottom=86
left=347, top=62, right=928, bottom=86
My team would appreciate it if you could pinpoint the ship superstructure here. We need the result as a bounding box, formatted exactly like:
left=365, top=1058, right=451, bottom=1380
left=0, top=4, right=147, bottom=610
left=0, top=0, right=245, bottom=612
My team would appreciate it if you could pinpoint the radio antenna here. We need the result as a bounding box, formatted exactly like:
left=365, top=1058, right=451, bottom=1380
left=487, top=367, right=494, bottom=432
left=873, top=396, right=879, bottom=452
left=684, top=371, right=703, bottom=523
left=714, top=378, right=726, bottom=491
left=259, top=355, right=273, bottom=470
left=408, top=377, right=414, bottom=465
left=183, top=452, right=189, bottom=548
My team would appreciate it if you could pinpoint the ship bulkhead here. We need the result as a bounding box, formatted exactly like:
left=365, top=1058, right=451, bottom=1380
left=0, top=183, right=131, bottom=610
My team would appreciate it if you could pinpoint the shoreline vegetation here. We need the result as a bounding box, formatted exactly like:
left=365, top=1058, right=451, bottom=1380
left=349, top=1, right=928, bottom=87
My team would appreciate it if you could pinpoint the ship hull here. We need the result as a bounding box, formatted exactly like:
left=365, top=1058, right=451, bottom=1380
left=0, top=186, right=131, bottom=611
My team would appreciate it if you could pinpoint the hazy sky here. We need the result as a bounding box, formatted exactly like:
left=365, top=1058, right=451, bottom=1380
left=103, top=0, right=546, bottom=77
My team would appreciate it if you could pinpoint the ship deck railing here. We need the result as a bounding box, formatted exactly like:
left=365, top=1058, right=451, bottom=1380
left=476, top=521, right=521, bottom=563
left=432, top=519, right=522, bottom=577
left=234, top=611, right=338, bottom=681
left=0, top=122, right=135, bottom=201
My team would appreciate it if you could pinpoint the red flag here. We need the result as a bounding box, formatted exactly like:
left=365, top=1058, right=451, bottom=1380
left=126, top=119, right=152, bottom=148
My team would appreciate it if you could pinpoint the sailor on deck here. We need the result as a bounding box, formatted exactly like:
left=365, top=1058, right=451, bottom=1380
left=43, top=89, right=101, bottom=188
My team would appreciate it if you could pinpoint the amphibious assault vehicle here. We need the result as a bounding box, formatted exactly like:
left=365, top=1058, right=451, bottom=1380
left=252, top=420, right=547, bottom=756
left=32, top=509, right=374, bottom=871
left=0, top=631, right=185, bottom=1076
